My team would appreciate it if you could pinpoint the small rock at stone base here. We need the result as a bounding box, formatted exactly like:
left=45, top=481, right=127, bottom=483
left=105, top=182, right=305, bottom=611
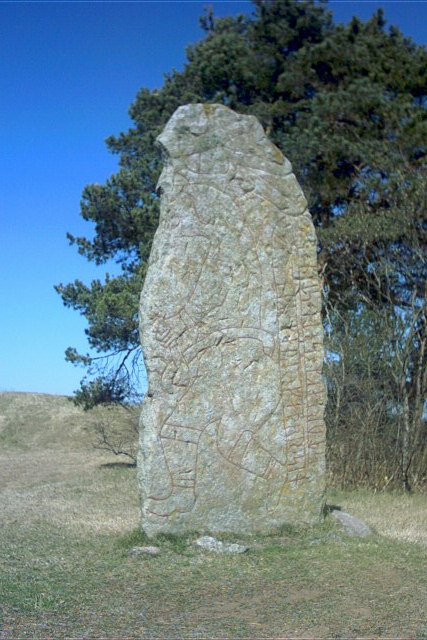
left=195, top=536, right=249, bottom=554
left=325, top=531, right=343, bottom=542
left=310, top=531, right=343, bottom=545
left=129, top=546, right=161, bottom=556
left=331, top=510, right=372, bottom=538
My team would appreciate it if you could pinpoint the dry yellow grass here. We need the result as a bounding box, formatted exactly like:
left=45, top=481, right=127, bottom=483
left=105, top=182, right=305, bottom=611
left=0, top=392, right=140, bottom=534
left=333, top=489, right=427, bottom=546
left=0, top=450, right=140, bottom=534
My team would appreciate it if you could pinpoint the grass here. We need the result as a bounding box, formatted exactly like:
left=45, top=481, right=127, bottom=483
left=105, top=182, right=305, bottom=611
left=1, top=392, right=426, bottom=639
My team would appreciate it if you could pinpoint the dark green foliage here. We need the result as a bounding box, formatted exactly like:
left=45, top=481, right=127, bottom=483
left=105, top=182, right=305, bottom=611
left=57, top=0, right=427, bottom=456
left=55, top=269, right=144, bottom=407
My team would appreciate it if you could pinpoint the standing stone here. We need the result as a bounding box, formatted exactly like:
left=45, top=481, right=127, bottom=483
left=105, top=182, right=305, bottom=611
left=138, top=104, right=326, bottom=537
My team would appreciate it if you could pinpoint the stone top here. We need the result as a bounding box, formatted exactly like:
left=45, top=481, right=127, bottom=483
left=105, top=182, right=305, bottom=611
left=155, top=104, right=307, bottom=216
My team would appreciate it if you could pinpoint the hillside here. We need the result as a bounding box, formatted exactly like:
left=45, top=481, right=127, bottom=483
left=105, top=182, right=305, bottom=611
left=0, top=391, right=139, bottom=531
left=0, top=391, right=96, bottom=450
left=0, top=391, right=139, bottom=453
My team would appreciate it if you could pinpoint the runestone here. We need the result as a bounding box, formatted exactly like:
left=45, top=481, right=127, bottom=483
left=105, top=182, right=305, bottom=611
left=138, top=104, right=326, bottom=536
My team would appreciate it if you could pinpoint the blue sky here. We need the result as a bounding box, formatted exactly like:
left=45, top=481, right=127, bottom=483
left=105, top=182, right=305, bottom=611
left=1, top=1, right=426, bottom=397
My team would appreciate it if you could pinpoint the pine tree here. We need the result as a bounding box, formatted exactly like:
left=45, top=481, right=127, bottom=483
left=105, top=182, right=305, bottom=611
left=56, top=0, right=426, bottom=412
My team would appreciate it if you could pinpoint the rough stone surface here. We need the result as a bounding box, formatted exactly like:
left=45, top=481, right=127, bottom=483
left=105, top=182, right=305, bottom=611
left=195, top=536, right=249, bottom=554
left=138, top=103, right=326, bottom=537
left=331, top=510, right=372, bottom=538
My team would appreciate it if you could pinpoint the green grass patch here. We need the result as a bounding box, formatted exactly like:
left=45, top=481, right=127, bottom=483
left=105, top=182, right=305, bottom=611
left=2, top=517, right=426, bottom=638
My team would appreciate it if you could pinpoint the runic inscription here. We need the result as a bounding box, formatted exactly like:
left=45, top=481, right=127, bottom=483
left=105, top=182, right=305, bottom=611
left=138, top=104, right=326, bottom=536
